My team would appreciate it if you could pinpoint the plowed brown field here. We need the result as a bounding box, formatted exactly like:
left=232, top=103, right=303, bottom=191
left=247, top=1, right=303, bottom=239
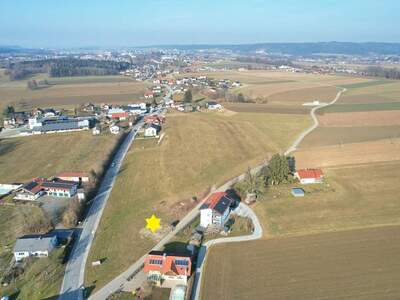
left=201, top=226, right=400, bottom=300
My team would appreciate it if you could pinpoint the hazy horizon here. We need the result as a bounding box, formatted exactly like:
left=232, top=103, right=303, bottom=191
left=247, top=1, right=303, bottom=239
left=1, top=0, right=400, bottom=48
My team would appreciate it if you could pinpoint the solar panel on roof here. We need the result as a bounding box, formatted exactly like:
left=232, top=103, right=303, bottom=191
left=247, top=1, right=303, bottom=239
left=149, top=259, right=163, bottom=265
left=175, top=259, right=189, bottom=266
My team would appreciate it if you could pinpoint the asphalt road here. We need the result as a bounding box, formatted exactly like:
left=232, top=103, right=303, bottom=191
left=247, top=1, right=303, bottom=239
left=58, top=120, right=145, bottom=300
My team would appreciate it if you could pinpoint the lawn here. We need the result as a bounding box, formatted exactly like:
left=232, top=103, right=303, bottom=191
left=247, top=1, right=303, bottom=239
left=201, top=225, right=400, bottom=300
left=255, top=161, right=400, bottom=236
left=0, top=131, right=120, bottom=182
left=85, top=111, right=310, bottom=290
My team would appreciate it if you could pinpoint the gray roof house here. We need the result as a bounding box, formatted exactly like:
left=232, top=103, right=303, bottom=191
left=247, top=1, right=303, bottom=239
left=13, top=235, right=57, bottom=262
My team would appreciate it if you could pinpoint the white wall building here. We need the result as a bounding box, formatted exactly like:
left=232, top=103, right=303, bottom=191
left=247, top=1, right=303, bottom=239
left=13, top=235, right=57, bottom=262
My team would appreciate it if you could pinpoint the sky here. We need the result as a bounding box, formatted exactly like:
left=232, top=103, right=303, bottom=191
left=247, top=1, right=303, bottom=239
left=0, top=0, right=399, bottom=48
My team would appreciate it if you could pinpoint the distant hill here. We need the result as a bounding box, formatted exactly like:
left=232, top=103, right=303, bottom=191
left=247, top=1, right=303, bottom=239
left=143, top=42, right=400, bottom=56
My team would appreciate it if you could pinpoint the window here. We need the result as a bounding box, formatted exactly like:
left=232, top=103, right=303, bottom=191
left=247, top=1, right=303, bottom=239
left=149, top=259, right=163, bottom=265
left=175, top=259, right=189, bottom=266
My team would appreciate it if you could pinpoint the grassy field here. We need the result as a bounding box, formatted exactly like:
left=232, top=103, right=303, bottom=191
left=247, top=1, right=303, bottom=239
left=201, top=225, right=400, bottom=300
left=295, top=138, right=400, bottom=168
left=255, top=161, right=400, bottom=236
left=223, top=102, right=310, bottom=114
left=318, top=110, right=400, bottom=127
left=0, top=75, right=147, bottom=113
left=85, top=111, right=310, bottom=290
left=0, top=248, right=67, bottom=300
left=0, top=131, right=121, bottom=298
left=337, top=79, right=392, bottom=89
left=318, top=101, right=400, bottom=113
left=0, top=205, right=59, bottom=299
left=0, top=131, right=119, bottom=182
left=299, top=125, right=400, bottom=148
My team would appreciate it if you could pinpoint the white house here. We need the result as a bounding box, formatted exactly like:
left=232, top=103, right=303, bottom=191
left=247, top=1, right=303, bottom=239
left=144, top=124, right=161, bottom=137
left=110, top=125, right=120, bottom=135
left=14, top=180, right=44, bottom=201
left=207, top=101, right=223, bottom=110
left=200, top=192, right=234, bottom=228
left=294, top=169, right=324, bottom=184
left=13, top=235, right=57, bottom=262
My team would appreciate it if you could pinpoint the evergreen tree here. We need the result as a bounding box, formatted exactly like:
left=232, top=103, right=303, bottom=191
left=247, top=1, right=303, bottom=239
left=263, top=154, right=291, bottom=185
left=183, top=90, right=193, bottom=103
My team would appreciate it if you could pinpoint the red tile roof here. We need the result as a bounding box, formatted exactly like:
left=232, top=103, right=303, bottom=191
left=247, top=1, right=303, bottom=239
left=111, top=112, right=129, bottom=119
left=204, top=192, right=227, bottom=210
left=296, top=169, right=324, bottom=179
left=57, top=172, right=89, bottom=178
left=143, top=251, right=192, bottom=276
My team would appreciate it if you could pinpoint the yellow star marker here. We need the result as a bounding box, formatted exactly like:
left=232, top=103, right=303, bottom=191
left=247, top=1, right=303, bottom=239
left=146, top=214, right=161, bottom=233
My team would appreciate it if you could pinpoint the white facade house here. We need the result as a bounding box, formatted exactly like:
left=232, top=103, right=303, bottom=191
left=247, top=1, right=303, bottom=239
left=144, top=124, right=161, bottom=137
left=200, top=192, right=234, bottom=228
left=207, top=102, right=223, bottom=110
left=13, top=235, right=57, bottom=262
left=294, top=169, right=324, bottom=184
left=14, top=181, right=44, bottom=201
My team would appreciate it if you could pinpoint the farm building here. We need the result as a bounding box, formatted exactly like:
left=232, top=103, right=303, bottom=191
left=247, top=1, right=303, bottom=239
left=29, top=117, right=91, bottom=133
left=144, top=123, right=161, bottom=137
left=41, top=180, right=78, bottom=198
left=14, top=178, right=78, bottom=200
left=57, top=172, right=89, bottom=183
left=143, top=251, right=192, bottom=286
left=295, top=169, right=324, bottom=184
left=13, top=234, right=58, bottom=262
left=291, top=188, right=305, bottom=197
left=200, top=192, right=234, bottom=228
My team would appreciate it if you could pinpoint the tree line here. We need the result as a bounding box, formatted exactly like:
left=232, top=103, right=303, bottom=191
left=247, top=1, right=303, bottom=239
left=363, top=66, right=400, bottom=80
left=5, top=58, right=132, bottom=80
left=234, top=154, right=296, bottom=199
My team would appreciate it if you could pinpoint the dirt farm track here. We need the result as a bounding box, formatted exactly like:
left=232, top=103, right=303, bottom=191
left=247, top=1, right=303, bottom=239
left=201, top=225, right=400, bottom=300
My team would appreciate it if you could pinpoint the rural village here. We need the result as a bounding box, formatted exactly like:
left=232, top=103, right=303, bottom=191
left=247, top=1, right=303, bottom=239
left=1, top=36, right=400, bottom=300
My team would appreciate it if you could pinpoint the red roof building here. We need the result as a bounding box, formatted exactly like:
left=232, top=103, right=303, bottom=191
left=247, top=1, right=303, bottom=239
left=200, top=192, right=234, bottom=227
left=110, top=112, right=129, bottom=120
left=57, top=172, right=90, bottom=183
left=144, top=115, right=165, bottom=124
left=143, top=251, right=192, bottom=286
left=295, top=169, right=324, bottom=184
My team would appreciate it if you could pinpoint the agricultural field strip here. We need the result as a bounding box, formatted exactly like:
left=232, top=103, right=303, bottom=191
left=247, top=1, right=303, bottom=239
left=191, top=88, right=346, bottom=300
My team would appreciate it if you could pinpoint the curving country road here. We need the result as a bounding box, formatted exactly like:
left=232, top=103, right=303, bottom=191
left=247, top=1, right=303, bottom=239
left=83, top=87, right=346, bottom=300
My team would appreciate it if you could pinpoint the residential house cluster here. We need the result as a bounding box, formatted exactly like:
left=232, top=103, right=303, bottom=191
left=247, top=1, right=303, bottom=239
left=14, top=172, right=89, bottom=201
